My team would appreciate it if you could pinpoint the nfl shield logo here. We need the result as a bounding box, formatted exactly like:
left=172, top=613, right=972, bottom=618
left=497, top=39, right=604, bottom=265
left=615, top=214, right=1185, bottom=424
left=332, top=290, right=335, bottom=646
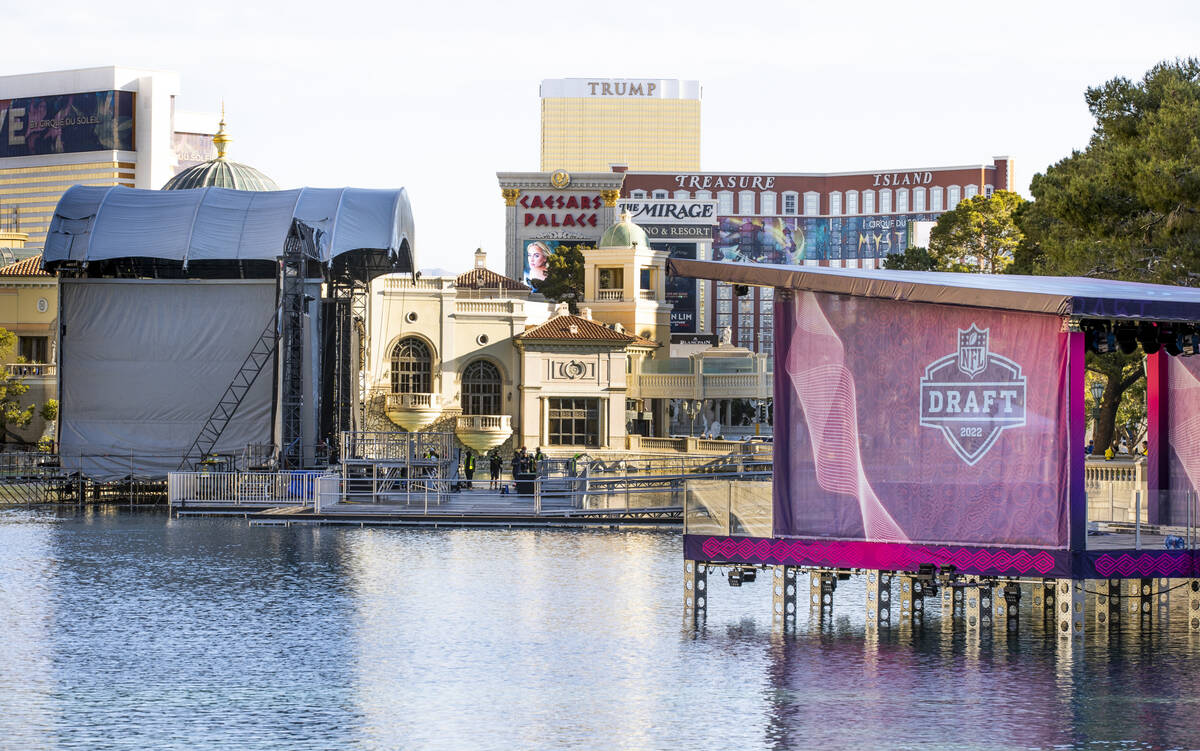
left=956, top=325, right=989, bottom=379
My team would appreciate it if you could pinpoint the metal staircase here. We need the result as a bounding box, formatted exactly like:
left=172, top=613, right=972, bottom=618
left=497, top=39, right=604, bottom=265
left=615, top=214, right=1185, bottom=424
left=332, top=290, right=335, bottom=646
left=177, top=314, right=278, bottom=470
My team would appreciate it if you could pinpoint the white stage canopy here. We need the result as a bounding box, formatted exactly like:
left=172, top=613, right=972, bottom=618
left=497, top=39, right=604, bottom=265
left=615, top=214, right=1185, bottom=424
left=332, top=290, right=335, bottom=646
left=43, top=185, right=416, bottom=268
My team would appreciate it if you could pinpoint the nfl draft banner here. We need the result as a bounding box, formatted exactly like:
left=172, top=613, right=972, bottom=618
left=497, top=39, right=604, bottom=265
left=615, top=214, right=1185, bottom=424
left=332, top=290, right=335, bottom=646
left=773, top=291, right=1070, bottom=548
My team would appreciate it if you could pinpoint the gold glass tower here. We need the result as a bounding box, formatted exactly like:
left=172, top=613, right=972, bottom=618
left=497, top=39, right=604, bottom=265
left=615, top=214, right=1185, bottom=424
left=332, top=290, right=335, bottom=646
left=540, top=79, right=700, bottom=173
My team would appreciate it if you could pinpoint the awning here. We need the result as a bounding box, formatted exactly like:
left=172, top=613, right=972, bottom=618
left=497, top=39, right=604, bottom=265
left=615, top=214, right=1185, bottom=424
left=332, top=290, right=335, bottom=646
left=668, top=259, right=1200, bottom=321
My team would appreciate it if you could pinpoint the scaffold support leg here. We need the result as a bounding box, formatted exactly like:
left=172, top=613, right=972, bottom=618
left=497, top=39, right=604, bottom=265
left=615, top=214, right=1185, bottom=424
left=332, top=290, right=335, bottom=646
left=1132, top=577, right=1154, bottom=630
left=1189, top=580, right=1200, bottom=632
left=684, top=560, right=707, bottom=629
left=898, top=575, right=925, bottom=631
left=1056, top=578, right=1085, bottom=638
left=1032, top=578, right=1056, bottom=636
left=942, top=576, right=965, bottom=629
left=1096, top=578, right=1121, bottom=630
left=773, top=565, right=798, bottom=631
left=865, top=571, right=892, bottom=630
left=811, top=570, right=835, bottom=621
left=1000, top=581, right=1021, bottom=635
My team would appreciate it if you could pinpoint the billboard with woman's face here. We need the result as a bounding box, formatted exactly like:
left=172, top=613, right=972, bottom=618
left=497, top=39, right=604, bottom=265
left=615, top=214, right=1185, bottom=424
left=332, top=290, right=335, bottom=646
left=523, top=240, right=560, bottom=289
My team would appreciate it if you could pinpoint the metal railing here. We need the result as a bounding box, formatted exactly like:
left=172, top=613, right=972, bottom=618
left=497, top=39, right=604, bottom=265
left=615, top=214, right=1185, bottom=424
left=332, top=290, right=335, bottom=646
left=340, top=431, right=456, bottom=462
left=168, top=470, right=332, bottom=507
left=5, top=362, right=56, bottom=377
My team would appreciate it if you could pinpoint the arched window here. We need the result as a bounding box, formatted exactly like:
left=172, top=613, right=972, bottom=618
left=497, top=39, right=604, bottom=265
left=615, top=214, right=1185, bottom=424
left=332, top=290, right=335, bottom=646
left=391, top=337, right=432, bottom=394
left=462, top=360, right=502, bottom=415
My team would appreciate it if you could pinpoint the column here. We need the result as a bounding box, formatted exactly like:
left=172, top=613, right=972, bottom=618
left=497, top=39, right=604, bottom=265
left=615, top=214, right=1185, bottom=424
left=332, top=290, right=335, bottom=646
left=502, top=188, right=521, bottom=279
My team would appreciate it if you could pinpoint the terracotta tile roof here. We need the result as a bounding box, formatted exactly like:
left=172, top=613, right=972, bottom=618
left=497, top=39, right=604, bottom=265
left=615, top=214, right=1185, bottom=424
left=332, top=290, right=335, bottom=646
left=520, top=314, right=636, bottom=342
left=629, top=334, right=660, bottom=348
left=455, top=267, right=529, bottom=291
left=0, top=254, right=50, bottom=277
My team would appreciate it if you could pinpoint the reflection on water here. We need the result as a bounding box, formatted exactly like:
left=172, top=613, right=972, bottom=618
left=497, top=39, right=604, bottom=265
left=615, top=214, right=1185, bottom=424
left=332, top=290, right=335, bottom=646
left=1, top=508, right=1199, bottom=750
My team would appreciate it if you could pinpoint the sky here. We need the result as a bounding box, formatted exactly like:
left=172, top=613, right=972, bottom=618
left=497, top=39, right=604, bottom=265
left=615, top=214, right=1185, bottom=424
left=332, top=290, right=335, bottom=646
left=7, top=0, right=1200, bottom=273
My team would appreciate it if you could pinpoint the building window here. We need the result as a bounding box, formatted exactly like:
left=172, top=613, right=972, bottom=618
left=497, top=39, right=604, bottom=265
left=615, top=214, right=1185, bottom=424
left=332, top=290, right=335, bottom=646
left=829, top=191, right=842, bottom=216
left=803, top=192, right=820, bottom=216
left=985, top=185, right=994, bottom=197
left=695, top=190, right=713, bottom=201
left=782, top=192, right=799, bottom=215
left=759, top=191, right=777, bottom=215
left=18, top=336, right=47, bottom=363
left=738, top=190, right=755, bottom=215
left=845, top=190, right=859, bottom=215
left=862, top=190, right=875, bottom=214
left=548, top=397, right=599, bottom=447
left=717, top=191, right=734, bottom=214
left=640, top=267, right=654, bottom=291
left=965, top=184, right=979, bottom=199
left=896, top=189, right=908, bottom=213
left=948, top=185, right=961, bottom=210
left=462, top=360, right=501, bottom=415
left=879, top=189, right=892, bottom=213
left=652, top=190, right=669, bottom=199
left=390, top=337, right=432, bottom=394
left=673, top=190, right=690, bottom=199
left=630, top=190, right=647, bottom=199
left=598, top=267, right=623, bottom=290
left=913, top=187, right=926, bottom=212
left=931, top=187, right=944, bottom=212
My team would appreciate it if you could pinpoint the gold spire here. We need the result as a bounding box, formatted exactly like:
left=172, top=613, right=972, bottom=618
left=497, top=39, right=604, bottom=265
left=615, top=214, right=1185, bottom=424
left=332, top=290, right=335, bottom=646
left=212, top=102, right=231, bottom=160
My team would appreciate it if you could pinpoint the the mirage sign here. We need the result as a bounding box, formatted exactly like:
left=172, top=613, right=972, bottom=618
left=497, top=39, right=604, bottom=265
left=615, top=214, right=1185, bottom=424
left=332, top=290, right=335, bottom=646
left=773, top=292, right=1069, bottom=549
left=617, top=199, right=717, bottom=226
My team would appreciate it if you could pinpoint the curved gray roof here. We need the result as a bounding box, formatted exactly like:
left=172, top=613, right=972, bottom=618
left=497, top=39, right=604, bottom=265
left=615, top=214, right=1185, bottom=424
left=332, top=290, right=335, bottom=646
left=44, top=185, right=415, bottom=270
left=162, top=159, right=278, bottom=191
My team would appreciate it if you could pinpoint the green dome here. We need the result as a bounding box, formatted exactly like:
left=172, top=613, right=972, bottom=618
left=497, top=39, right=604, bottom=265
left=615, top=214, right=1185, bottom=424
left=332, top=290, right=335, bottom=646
left=161, top=159, right=278, bottom=191
left=161, top=114, right=278, bottom=192
left=599, top=211, right=651, bottom=249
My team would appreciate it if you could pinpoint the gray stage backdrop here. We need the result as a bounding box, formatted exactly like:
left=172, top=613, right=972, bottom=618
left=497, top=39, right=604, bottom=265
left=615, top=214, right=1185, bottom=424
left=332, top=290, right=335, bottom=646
left=60, top=279, right=277, bottom=480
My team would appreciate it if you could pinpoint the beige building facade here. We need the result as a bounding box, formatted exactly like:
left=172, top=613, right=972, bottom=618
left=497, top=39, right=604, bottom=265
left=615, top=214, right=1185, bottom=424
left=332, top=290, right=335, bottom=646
left=540, top=78, right=701, bottom=173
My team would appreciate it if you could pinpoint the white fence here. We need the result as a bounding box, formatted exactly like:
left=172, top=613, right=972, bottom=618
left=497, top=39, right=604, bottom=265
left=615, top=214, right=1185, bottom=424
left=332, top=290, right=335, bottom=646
left=168, top=471, right=332, bottom=508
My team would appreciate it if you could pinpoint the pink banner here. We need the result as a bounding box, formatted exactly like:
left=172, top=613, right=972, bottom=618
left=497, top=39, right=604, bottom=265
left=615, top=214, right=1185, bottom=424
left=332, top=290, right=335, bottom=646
left=1164, top=356, right=1200, bottom=525
left=774, top=291, right=1070, bottom=548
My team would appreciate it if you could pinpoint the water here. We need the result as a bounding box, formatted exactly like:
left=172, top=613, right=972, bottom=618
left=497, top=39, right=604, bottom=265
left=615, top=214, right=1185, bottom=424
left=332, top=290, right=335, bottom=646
left=2, top=509, right=1199, bottom=750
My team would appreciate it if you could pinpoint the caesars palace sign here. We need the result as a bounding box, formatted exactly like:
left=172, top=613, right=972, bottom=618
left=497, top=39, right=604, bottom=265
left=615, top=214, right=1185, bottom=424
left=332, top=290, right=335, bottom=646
left=518, top=193, right=603, bottom=228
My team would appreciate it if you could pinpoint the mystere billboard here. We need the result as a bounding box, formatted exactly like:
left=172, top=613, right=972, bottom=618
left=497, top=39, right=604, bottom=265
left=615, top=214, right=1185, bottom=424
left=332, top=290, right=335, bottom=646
left=0, top=91, right=136, bottom=157
left=774, top=291, right=1070, bottom=548
left=714, top=213, right=940, bottom=264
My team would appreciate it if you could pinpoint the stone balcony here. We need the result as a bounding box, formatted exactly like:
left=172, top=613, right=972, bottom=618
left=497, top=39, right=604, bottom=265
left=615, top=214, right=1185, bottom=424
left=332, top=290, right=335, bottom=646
left=455, top=414, right=514, bottom=453
left=382, top=392, right=444, bottom=431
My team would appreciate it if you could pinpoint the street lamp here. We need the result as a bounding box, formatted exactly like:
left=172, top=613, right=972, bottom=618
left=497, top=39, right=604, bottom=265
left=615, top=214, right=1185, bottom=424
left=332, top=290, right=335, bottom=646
left=682, top=399, right=703, bottom=437
left=1089, top=380, right=1104, bottom=418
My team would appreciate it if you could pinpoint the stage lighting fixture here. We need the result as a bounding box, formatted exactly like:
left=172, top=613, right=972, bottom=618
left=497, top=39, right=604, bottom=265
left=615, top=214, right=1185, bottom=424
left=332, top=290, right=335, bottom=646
left=733, top=284, right=749, bottom=297
left=1137, top=323, right=1161, bottom=355
left=726, top=567, right=757, bottom=587
left=1115, top=325, right=1139, bottom=354
left=1183, top=331, right=1200, bottom=356
left=1164, top=327, right=1184, bottom=357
